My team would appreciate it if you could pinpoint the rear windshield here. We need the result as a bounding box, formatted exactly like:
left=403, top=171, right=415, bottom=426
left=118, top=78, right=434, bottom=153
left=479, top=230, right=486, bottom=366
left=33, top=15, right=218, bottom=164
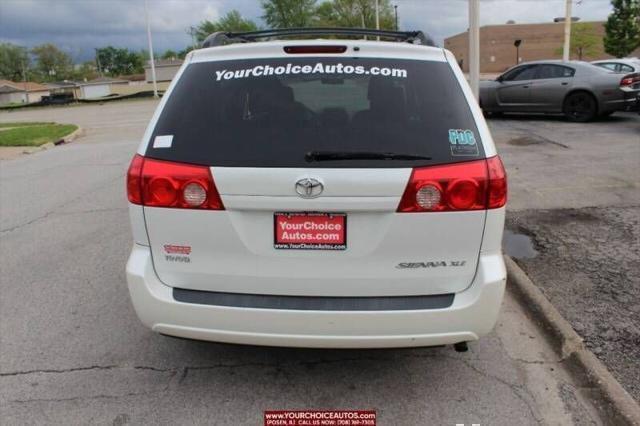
left=147, top=57, right=484, bottom=168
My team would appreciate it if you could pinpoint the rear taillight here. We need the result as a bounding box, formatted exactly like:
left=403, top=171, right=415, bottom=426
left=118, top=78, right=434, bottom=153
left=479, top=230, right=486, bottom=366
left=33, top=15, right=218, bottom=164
left=397, top=156, right=507, bottom=212
left=620, top=73, right=640, bottom=87
left=487, top=156, right=507, bottom=208
left=126, top=154, right=224, bottom=210
left=126, top=154, right=144, bottom=204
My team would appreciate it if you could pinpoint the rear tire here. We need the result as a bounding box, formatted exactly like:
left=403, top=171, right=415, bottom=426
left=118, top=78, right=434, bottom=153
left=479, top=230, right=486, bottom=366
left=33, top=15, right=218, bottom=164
left=563, top=92, right=597, bottom=122
left=482, top=110, right=503, bottom=118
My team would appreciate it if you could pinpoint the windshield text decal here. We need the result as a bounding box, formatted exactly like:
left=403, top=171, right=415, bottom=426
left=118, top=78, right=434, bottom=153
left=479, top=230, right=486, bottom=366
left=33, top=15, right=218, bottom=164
left=214, top=63, right=408, bottom=81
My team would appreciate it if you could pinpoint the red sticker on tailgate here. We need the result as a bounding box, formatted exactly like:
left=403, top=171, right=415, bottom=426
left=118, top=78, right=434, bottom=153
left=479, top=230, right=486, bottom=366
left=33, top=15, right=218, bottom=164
left=274, top=212, right=346, bottom=250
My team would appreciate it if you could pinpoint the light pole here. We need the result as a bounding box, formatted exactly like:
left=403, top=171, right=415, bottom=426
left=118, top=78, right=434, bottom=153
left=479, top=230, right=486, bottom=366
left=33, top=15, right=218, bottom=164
left=562, top=0, right=572, bottom=61
left=188, top=27, right=197, bottom=50
left=468, top=0, right=480, bottom=100
left=144, top=0, right=158, bottom=98
left=394, top=5, right=398, bottom=31
left=514, top=39, right=522, bottom=65
left=375, top=0, right=380, bottom=40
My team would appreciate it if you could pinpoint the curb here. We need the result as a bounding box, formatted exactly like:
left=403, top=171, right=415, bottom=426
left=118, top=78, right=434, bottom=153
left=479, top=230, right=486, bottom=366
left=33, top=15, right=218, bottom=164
left=505, top=255, right=640, bottom=426
left=22, top=126, right=84, bottom=155
left=57, top=126, right=84, bottom=144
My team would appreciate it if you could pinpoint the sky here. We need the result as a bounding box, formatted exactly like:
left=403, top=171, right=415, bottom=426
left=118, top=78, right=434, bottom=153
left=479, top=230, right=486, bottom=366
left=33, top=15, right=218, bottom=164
left=0, top=0, right=614, bottom=63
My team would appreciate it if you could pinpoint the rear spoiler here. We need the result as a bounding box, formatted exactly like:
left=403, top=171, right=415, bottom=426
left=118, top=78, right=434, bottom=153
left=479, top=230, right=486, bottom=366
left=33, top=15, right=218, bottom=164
left=202, top=27, right=436, bottom=49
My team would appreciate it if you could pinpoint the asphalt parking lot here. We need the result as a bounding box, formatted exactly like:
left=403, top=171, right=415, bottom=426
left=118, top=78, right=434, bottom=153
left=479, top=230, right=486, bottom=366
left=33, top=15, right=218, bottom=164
left=492, top=112, right=640, bottom=402
left=1, top=101, right=638, bottom=424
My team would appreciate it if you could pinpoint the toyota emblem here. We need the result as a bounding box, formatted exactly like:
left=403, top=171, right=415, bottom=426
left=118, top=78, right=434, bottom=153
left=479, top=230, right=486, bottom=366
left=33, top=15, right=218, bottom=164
left=295, top=178, right=324, bottom=199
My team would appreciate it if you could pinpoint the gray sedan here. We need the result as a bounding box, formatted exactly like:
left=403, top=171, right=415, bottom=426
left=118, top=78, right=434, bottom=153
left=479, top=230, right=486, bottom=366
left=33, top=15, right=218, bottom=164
left=592, top=58, right=640, bottom=73
left=479, top=60, right=639, bottom=122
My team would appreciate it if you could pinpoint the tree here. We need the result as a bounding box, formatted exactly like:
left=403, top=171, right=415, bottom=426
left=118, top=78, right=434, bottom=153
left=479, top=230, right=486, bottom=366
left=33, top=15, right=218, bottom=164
left=192, top=10, right=258, bottom=43
left=95, top=46, right=143, bottom=76
left=554, top=22, right=601, bottom=60
left=0, top=43, right=30, bottom=81
left=161, top=49, right=178, bottom=60
left=315, top=0, right=395, bottom=29
left=604, top=0, right=640, bottom=58
left=73, top=61, right=98, bottom=81
left=261, top=0, right=317, bottom=28
left=571, top=23, right=601, bottom=60
left=31, top=43, right=73, bottom=81
left=177, top=46, right=195, bottom=59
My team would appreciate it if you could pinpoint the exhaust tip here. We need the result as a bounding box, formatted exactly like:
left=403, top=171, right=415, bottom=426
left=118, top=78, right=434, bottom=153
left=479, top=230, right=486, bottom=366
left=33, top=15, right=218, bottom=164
left=454, top=342, right=469, bottom=352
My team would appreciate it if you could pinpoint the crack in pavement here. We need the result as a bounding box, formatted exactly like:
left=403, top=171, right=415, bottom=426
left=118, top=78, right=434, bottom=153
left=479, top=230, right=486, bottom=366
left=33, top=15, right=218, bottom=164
left=0, top=364, right=173, bottom=377
left=1, top=356, right=401, bottom=379
left=177, top=356, right=396, bottom=383
left=0, top=210, right=55, bottom=234
left=1, top=352, right=553, bottom=381
left=0, top=319, right=576, bottom=423
left=0, top=174, right=125, bottom=234
left=7, top=384, right=176, bottom=405
left=2, top=162, right=126, bottom=180
left=53, top=207, right=127, bottom=216
left=446, top=355, right=544, bottom=425
left=3, top=356, right=546, bottom=423
left=0, top=207, right=126, bottom=234
left=2, top=352, right=549, bottom=419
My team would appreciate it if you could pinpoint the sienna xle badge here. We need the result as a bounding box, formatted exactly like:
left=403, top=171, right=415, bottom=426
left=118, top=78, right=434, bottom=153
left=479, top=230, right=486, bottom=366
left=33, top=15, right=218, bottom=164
left=125, top=28, right=508, bottom=349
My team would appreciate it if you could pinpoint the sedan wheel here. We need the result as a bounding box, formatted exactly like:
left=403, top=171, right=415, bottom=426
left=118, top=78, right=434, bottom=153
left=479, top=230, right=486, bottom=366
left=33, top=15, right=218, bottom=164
left=563, top=92, right=597, bottom=122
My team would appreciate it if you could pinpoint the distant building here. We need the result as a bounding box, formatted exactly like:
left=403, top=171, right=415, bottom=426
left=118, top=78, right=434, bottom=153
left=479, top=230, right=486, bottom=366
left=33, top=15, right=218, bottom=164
left=46, top=81, right=80, bottom=98
left=0, top=80, right=50, bottom=105
left=118, top=73, right=146, bottom=86
left=145, top=59, right=183, bottom=83
left=77, top=77, right=129, bottom=99
left=46, top=78, right=131, bottom=99
left=444, top=20, right=640, bottom=73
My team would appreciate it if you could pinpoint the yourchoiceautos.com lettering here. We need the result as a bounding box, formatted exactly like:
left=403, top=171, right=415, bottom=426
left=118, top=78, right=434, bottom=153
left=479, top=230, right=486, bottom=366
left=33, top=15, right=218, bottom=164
left=215, top=62, right=408, bottom=81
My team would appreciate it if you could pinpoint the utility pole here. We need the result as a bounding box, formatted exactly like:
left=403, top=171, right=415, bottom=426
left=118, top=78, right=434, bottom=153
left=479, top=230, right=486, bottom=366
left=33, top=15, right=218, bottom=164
left=394, top=5, right=398, bottom=31
left=189, top=27, right=197, bottom=50
left=95, top=48, right=103, bottom=77
left=21, top=60, right=27, bottom=85
left=468, top=0, right=480, bottom=100
left=375, top=0, right=380, bottom=40
left=144, top=0, right=159, bottom=98
left=562, top=0, right=572, bottom=61
left=22, top=59, right=28, bottom=103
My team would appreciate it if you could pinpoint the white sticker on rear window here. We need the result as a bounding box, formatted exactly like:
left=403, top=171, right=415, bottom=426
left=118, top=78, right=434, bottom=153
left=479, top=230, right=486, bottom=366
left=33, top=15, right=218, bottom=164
left=153, top=135, right=173, bottom=148
left=449, top=129, right=479, bottom=156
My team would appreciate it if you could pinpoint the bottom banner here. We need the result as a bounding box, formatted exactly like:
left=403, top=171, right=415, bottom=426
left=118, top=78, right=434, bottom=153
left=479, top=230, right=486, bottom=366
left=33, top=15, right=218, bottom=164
left=264, top=410, right=376, bottom=426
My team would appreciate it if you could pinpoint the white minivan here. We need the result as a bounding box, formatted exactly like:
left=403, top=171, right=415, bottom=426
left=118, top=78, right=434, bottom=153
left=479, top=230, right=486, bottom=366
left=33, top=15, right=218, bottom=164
left=126, top=29, right=507, bottom=349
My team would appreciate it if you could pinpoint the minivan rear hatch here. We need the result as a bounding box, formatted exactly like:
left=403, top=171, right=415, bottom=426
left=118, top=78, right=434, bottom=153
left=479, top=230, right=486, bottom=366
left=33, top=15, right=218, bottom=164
left=142, top=53, right=488, bottom=297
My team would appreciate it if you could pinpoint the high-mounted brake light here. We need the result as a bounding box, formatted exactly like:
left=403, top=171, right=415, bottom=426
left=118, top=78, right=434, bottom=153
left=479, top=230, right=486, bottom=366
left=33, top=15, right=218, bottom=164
left=126, top=154, right=224, bottom=210
left=397, top=157, right=507, bottom=212
left=284, top=45, right=347, bottom=54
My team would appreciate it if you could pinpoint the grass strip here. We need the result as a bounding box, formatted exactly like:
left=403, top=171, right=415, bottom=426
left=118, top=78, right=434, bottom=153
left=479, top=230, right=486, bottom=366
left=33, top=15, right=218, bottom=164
left=0, top=124, right=78, bottom=146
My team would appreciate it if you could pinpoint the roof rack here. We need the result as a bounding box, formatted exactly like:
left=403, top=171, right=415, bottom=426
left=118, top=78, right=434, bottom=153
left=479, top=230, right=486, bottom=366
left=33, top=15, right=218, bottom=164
left=201, top=27, right=436, bottom=48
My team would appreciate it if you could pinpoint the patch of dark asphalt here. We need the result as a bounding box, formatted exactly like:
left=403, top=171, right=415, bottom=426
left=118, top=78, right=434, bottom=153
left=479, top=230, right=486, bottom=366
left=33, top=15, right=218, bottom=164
left=505, top=206, right=640, bottom=401
left=508, top=135, right=570, bottom=149
left=503, top=229, right=538, bottom=259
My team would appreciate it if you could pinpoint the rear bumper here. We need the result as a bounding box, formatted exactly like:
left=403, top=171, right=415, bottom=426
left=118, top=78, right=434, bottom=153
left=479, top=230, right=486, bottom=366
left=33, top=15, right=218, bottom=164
left=602, top=92, right=640, bottom=112
left=126, top=244, right=506, bottom=348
